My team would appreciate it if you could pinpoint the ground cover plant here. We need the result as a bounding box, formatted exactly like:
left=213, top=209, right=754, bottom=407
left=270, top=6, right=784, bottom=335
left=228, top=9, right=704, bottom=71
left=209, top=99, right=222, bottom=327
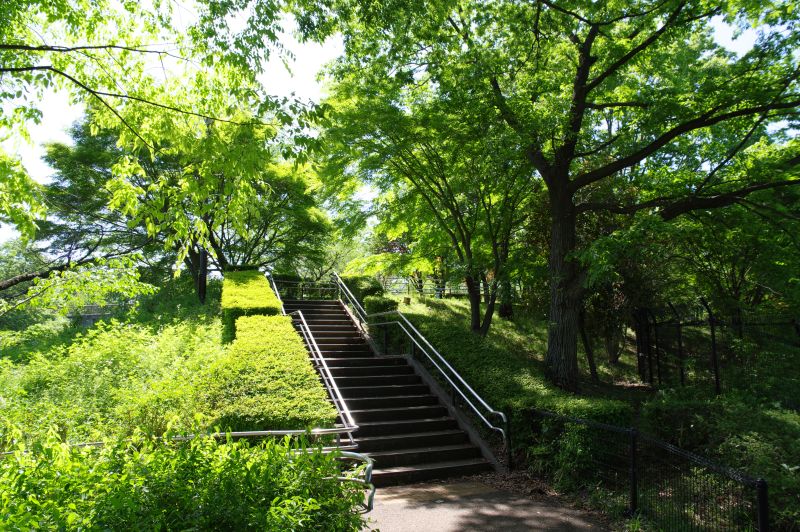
left=0, top=430, right=366, bottom=531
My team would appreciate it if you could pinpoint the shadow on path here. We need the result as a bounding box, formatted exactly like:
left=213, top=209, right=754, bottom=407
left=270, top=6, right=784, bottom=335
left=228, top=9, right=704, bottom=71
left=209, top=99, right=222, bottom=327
left=368, top=479, right=606, bottom=532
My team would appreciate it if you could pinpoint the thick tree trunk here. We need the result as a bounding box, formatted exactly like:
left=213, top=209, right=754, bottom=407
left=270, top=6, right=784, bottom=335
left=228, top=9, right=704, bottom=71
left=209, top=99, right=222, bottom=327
left=545, top=192, right=583, bottom=391
left=465, top=275, right=482, bottom=332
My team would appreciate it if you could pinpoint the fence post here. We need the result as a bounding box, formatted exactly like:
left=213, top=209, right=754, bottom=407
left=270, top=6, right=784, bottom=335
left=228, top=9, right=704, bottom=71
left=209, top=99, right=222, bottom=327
left=756, top=478, right=769, bottom=531
left=701, top=298, right=721, bottom=395
left=669, top=303, right=685, bottom=386
left=645, top=311, right=654, bottom=385
left=648, top=309, right=662, bottom=386
left=629, top=428, right=638, bottom=516
left=504, top=413, right=513, bottom=471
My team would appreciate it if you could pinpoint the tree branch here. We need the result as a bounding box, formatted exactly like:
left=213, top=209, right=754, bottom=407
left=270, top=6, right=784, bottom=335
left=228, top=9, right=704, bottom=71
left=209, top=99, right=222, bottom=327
left=570, top=99, right=800, bottom=192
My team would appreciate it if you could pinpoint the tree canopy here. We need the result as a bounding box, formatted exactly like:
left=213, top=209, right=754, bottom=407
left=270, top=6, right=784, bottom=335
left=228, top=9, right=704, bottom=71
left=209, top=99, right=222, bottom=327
left=295, top=0, right=800, bottom=389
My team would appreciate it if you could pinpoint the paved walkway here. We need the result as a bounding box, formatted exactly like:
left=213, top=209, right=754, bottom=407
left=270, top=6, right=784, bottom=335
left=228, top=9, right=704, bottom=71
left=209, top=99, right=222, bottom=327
left=366, top=480, right=606, bottom=531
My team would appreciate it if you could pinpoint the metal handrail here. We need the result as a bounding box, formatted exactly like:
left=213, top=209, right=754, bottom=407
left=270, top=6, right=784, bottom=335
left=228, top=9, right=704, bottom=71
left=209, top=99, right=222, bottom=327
left=369, top=315, right=508, bottom=442
left=330, top=272, right=511, bottom=466
left=266, top=272, right=359, bottom=449
left=332, top=272, right=367, bottom=321
left=290, top=310, right=359, bottom=443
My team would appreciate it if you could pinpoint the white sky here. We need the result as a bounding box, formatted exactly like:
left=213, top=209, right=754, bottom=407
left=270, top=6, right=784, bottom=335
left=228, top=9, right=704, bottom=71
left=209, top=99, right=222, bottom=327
left=0, top=15, right=757, bottom=243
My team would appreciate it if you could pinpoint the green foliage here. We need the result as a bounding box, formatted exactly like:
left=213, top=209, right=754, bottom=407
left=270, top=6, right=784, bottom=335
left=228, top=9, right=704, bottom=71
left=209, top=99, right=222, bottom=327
left=201, top=315, right=336, bottom=431
left=0, top=430, right=366, bottom=530
left=0, top=315, right=223, bottom=445
left=341, top=275, right=384, bottom=303
left=221, top=270, right=281, bottom=341
left=0, top=151, right=44, bottom=240
left=363, top=295, right=398, bottom=315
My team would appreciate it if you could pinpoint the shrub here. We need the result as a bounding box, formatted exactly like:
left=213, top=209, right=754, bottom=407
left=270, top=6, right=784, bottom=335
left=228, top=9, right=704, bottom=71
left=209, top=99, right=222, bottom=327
left=221, top=271, right=281, bottom=341
left=201, top=315, right=336, bottom=431
left=364, top=295, right=398, bottom=315
left=341, top=275, right=383, bottom=303
left=364, top=296, right=403, bottom=354
left=0, top=429, right=367, bottom=531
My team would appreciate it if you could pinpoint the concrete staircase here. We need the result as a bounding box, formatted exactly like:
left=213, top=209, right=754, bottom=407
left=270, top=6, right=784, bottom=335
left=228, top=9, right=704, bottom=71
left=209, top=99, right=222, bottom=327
left=282, top=299, right=492, bottom=487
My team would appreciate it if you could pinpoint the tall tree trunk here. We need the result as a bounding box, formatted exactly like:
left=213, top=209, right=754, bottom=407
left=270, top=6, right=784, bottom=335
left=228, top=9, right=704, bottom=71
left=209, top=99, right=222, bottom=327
left=545, top=191, right=583, bottom=391
left=465, top=274, right=482, bottom=332
left=498, top=276, right=513, bottom=319
left=480, top=272, right=490, bottom=304
left=198, top=248, right=208, bottom=304
left=579, top=307, right=599, bottom=382
left=498, top=239, right=513, bottom=319
left=479, top=281, right=499, bottom=336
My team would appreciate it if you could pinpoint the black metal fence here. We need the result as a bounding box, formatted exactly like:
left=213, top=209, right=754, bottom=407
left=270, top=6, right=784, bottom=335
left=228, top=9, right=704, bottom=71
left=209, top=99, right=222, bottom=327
left=632, top=302, right=800, bottom=395
left=381, top=276, right=469, bottom=297
left=270, top=280, right=339, bottom=300
left=529, top=409, right=769, bottom=531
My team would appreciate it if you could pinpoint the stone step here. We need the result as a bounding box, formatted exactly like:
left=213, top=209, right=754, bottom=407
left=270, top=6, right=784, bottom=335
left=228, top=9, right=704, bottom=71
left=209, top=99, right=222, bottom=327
left=355, top=430, right=469, bottom=452
left=350, top=405, right=447, bottom=422
left=339, top=384, right=430, bottom=398
left=315, top=343, right=371, bottom=352
left=323, top=356, right=404, bottom=367
left=308, top=336, right=365, bottom=345
left=345, top=394, right=439, bottom=409
left=328, top=365, right=414, bottom=377
left=367, top=444, right=482, bottom=469
left=283, top=299, right=341, bottom=307
left=356, top=417, right=457, bottom=437
left=318, top=349, right=374, bottom=357
left=371, top=458, right=491, bottom=487
left=334, top=374, right=422, bottom=387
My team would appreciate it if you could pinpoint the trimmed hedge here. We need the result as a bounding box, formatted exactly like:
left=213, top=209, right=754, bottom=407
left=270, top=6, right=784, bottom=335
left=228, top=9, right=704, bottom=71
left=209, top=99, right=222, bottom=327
left=202, top=315, right=336, bottom=431
left=221, top=270, right=281, bottom=342
left=341, top=275, right=384, bottom=303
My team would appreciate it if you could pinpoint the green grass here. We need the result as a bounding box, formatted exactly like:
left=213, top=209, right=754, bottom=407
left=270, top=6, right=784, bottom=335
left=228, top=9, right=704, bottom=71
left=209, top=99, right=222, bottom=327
left=394, top=296, right=633, bottom=420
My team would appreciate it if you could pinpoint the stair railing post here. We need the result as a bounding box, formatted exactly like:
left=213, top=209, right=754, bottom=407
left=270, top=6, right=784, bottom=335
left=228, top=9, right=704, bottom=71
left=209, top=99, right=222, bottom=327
left=382, top=325, right=388, bottom=355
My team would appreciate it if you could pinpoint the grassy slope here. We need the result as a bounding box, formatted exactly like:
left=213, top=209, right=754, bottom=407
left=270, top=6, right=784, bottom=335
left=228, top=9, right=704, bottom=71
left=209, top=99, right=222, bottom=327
left=394, top=296, right=800, bottom=526
left=0, top=278, right=333, bottom=444
left=0, top=280, right=224, bottom=444
left=395, top=297, right=634, bottom=420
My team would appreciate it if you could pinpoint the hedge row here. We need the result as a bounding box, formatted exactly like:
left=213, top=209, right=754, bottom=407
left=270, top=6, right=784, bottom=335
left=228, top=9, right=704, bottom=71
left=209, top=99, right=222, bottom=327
left=202, top=315, right=336, bottom=431
left=221, top=270, right=282, bottom=342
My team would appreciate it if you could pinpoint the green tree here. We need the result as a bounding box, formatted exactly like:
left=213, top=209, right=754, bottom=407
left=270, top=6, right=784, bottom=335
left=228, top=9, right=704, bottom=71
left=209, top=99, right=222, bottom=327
left=296, top=0, right=800, bottom=389
left=321, top=82, right=533, bottom=334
